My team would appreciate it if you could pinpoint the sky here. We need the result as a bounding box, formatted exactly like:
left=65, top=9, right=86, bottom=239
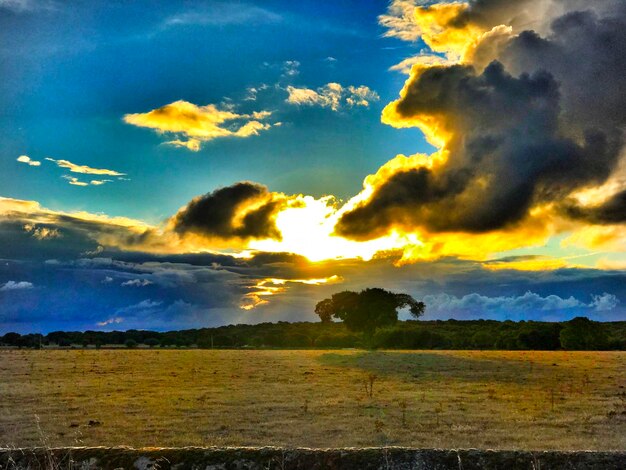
left=1, top=0, right=625, bottom=333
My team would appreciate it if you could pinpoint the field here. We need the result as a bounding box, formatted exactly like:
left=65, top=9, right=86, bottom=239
left=0, top=349, right=624, bottom=450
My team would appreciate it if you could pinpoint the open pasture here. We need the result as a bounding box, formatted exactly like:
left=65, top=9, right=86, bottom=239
left=0, top=349, right=624, bottom=450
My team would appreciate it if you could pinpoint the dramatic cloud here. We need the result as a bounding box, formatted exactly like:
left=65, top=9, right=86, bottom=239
left=3, top=242, right=624, bottom=332
left=561, top=189, right=626, bottom=225
left=286, top=83, right=379, bottom=111
left=336, top=0, right=626, bottom=241
left=0, top=280, right=34, bottom=291
left=45, top=157, right=125, bottom=176
left=16, top=155, right=41, bottom=166
left=170, top=182, right=288, bottom=242
left=0, top=196, right=167, bottom=259
left=123, top=100, right=274, bottom=151
left=4, top=0, right=626, bottom=333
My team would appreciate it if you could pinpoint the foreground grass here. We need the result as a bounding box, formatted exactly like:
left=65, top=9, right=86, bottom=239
left=0, top=349, right=624, bottom=450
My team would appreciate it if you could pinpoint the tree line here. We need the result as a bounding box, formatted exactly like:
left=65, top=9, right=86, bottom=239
left=1, top=317, right=624, bottom=350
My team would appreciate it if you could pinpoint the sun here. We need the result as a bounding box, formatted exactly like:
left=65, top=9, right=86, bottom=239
left=248, top=195, right=425, bottom=262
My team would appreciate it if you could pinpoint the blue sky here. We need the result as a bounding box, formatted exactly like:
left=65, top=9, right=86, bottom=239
left=1, top=0, right=431, bottom=220
left=1, top=0, right=625, bottom=332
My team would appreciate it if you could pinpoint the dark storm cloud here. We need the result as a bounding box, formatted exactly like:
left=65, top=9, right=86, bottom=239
left=0, top=220, right=97, bottom=260
left=561, top=190, right=626, bottom=225
left=0, top=196, right=186, bottom=269
left=337, top=1, right=626, bottom=240
left=501, top=9, right=626, bottom=132
left=171, top=182, right=285, bottom=241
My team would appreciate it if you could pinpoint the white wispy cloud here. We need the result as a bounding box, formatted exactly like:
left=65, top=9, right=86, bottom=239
left=0, top=280, right=34, bottom=291
left=116, top=299, right=163, bottom=316
left=590, top=293, right=620, bottom=311
left=164, top=2, right=281, bottom=27
left=62, top=175, right=112, bottom=187
left=286, top=83, right=379, bottom=111
left=97, top=316, right=123, bottom=327
left=63, top=176, right=88, bottom=187
left=389, top=54, right=452, bottom=74
left=282, top=60, right=300, bottom=77
left=89, top=179, right=113, bottom=186
left=0, top=0, right=56, bottom=13
left=378, top=0, right=424, bottom=42
left=244, top=84, right=269, bottom=102
left=121, top=279, right=153, bottom=287
left=46, top=158, right=125, bottom=176
left=17, top=155, right=41, bottom=166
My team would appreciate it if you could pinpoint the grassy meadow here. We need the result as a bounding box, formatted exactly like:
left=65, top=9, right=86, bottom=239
left=0, top=349, right=624, bottom=450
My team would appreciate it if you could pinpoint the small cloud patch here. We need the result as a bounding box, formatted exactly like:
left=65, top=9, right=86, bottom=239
left=17, top=155, right=41, bottom=167
left=286, top=83, right=379, bottom=111
left=121, top=279, right=153, bottom=287
left=0, top=280, right=34, bottom=291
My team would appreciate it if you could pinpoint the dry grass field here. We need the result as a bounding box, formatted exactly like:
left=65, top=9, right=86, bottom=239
left=0, top=349, right=624, bottom=450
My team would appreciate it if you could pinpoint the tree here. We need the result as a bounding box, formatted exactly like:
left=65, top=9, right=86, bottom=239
left=124, top=339, right=138, bottom=349
left=560, top=317, right=608, bottom=350
left=145, top=338, right=160, bottom=348
left=516, top=324, right=562, bottom=350
left=315, top=288, right=425, bottom=336
left=1, top=332, right=21, bottom=346
left=471, top=331, right=494, bottom=349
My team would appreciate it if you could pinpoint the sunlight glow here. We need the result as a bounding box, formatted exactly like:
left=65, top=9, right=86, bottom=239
left=249, top=195, right=425, bottom=262
left=240, top=275, right=342, bottom=310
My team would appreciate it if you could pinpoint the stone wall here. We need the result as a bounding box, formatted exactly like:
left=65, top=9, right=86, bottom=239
left=1, top=447, right=624, bottom=470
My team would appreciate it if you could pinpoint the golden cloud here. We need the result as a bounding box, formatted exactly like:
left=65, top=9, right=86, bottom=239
left=45, top=158, right=125, bottom=176
left=240, top=275, right=342, bottom=310
left=123, top=100, right=273, bottom=151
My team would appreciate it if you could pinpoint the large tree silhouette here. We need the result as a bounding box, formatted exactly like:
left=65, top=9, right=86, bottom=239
left=315, top=288, right=425, bottom=335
